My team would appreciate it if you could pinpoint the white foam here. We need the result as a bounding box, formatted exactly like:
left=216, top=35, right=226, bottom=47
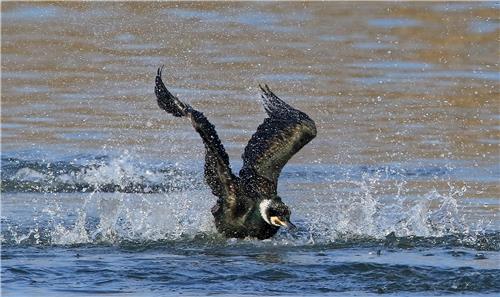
left=2, top=161, right=485, bottom=246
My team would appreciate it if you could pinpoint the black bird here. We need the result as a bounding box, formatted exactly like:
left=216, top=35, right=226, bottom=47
left=154, top=66, right=317, bottom=239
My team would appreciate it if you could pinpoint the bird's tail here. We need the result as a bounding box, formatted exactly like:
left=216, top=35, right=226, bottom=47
left=154, top=66, right=190, bottom=117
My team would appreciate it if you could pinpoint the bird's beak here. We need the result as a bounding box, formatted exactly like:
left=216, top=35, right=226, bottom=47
left=284, top=219, right=297, bottom=231
left=270, top=216, right=297, bottom=230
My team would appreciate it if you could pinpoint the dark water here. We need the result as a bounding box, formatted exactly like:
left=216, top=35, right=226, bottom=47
left=1, top=2, right=499, bottom=296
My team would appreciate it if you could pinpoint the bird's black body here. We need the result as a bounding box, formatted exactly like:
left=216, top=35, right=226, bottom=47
left=154, top=66, right=316, bottom=239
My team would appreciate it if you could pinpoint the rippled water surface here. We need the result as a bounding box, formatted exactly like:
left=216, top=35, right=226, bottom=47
left=1, top=2, right=499, bottom=296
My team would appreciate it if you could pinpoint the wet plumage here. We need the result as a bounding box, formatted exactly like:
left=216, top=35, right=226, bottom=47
left=154, top=66, right=316, bottom=239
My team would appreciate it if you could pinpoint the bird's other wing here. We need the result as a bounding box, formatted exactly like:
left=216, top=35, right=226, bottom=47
left=155, top=66, right=239, bottom=210
left=239, top=85, right=317, bottom=196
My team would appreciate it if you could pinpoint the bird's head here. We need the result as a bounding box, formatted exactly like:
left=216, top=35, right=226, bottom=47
left=259, top=199, right=296, bottom=230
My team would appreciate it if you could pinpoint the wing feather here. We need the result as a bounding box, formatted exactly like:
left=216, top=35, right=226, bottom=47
left=240, top=85, right=317, bottom=196
left=155, top=67, right=239, bottom=210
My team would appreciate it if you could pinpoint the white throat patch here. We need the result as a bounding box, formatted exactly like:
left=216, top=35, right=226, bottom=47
left=259, top=199, right=272, bottom=224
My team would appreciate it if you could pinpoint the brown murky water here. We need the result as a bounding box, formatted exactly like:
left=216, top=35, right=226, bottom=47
left=1, top=2, right=499, bottom=296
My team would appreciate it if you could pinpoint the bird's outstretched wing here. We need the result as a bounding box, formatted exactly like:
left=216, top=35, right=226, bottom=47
left=155, top=66, right=189, bottom=117
left=239, top=85, right=317, bottom=197
left=155, top=66, right=239, bottom=210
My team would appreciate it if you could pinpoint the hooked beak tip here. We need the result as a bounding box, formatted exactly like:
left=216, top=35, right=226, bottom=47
left=285, top=221, right=297, bottom=231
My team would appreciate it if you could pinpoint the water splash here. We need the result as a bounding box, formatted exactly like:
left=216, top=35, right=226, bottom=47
left=1, top=152, right=202, bottom=193
left=298, top=174, right=475, bottom=244
left=1, top=154, right=496, bottom=250
left=2, top=182, right=494, bottom=250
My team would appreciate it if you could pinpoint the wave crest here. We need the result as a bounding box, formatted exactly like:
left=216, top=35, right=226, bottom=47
left=1, top=154, right=202, bottom=193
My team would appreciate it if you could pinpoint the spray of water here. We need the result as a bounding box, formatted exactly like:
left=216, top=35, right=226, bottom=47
left=1, top=152, right=494, bottom=249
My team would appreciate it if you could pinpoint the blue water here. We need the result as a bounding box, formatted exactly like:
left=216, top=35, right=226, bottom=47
left=1, top=154, right=499, bottom=296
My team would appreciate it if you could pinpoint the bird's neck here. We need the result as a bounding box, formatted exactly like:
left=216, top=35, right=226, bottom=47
left=259, top=199, right=272, bottom=224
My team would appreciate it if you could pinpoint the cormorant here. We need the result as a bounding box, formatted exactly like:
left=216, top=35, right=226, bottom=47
left=154, top=66, right=317, bottom=239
